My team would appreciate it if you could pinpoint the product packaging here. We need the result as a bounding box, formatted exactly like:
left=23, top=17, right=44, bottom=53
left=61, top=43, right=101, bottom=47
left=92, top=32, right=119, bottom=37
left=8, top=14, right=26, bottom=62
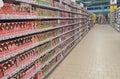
left=21, top=63, right=35, bottom=79
left=35, top=71, right=43, bottom=79
left=0, top=57, right=17, bottom=76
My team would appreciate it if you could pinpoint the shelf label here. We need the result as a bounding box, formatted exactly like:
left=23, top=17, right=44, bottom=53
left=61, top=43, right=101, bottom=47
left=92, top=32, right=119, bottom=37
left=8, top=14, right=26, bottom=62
left=0, top=0, right=4, bottom=8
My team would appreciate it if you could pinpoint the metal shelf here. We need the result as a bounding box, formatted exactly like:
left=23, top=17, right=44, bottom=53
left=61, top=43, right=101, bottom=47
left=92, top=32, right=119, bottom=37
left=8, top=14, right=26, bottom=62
left=2, top=29, right=81, bottom=79
left=28, top=33, right=81, bottom=79
left=3, top=0, right=86, bottom=15
left=43, top=35, right=82, bottom=79
left=31, top=24, right=90, bottom=79
left=0, top=25, right=82, bottom=62
left=0, top=17, right=84, bottom=22
left=0, top=22, right=81, bottom=41
left=0, top=1, right=94, bottom=79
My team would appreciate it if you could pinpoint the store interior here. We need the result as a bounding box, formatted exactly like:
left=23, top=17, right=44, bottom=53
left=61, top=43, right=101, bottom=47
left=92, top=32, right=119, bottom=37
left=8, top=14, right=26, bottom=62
left=0, top=0, right=120, bottom=79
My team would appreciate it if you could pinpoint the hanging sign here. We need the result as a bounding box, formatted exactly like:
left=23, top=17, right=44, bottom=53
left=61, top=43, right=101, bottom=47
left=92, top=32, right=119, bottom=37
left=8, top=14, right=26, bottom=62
left=0, top=0, right=4, bottom=8
left=110, top=0, right=117, bottom=5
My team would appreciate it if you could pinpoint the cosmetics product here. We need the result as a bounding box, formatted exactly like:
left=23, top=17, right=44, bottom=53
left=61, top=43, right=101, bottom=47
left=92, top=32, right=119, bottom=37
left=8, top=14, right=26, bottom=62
left=41, top=65, right=48, bottom=75
left=22, top=63, right=35, bottom=79
left=52, top=37, right=60, bottom=46
left=34, top=59, right=41, bottom=69
left=0, top=57, right=17, bottom=76
left=8, top=73, right=20, bottom=79
left=0, top=64, right=4, bottom=78
left=57, top=54, right=62, bottom=62
left=39, top=54, right=47, bottom=64
left=17, top=48, right=38, bottom=66
left=35, top=71, right=43, bottom=79
left=0, top=43, right=4, bottom=57
left=36, top=21, right=53, bottom=29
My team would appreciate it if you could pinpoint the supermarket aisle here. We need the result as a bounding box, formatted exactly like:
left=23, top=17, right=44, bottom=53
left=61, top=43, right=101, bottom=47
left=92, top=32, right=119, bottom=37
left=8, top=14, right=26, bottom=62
left=46, top=24, right=120, bottom=79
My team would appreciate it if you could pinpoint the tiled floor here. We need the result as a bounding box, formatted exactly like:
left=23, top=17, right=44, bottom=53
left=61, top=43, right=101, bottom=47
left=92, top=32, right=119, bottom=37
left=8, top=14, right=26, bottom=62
left=46, top=24, right=120, bottom=79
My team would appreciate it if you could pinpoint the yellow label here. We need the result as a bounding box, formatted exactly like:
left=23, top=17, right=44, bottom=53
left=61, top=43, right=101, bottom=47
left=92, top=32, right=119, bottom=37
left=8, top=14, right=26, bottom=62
left=93, top=14, right=96, bottom=23
left=110, top=5, right=117, bottom=12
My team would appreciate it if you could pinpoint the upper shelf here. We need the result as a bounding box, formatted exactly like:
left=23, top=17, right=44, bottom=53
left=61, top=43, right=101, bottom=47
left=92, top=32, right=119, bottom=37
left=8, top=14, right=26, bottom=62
left=62, top=1, right=80, bottom=10
left=3, top=0, right=89, bottom=16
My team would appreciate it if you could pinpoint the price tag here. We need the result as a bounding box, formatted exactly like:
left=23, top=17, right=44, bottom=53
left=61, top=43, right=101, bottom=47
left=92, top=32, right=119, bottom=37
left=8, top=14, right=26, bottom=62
left=0, top=0, right=4, bottom=8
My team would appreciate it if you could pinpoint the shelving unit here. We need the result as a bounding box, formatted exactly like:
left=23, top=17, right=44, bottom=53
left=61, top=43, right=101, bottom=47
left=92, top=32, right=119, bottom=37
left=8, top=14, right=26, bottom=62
left=110, top=8, right=120, bottom=32
left=0, top=0, right=94, bottom=79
